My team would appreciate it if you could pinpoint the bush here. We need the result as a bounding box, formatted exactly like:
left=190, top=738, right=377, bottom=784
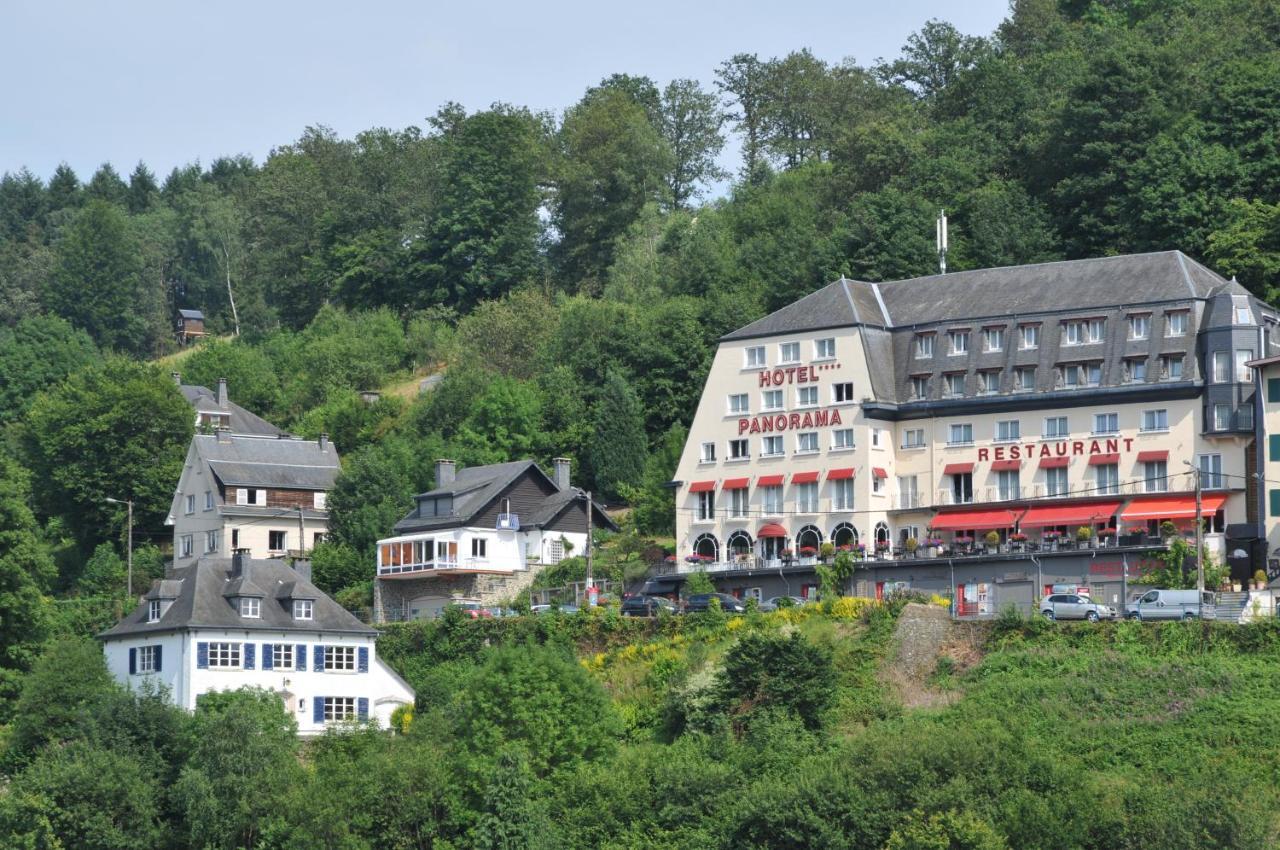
left=714, top=631, right=835, bottom=731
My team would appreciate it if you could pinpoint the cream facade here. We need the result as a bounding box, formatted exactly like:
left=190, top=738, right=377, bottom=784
left=671, top=253, right=1279, bottom=593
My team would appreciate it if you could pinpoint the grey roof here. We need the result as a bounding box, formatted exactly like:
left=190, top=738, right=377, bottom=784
left=178, top=309, right=205, bottom=320
left=392, top=459, right=617, bottom=534
left=195, top=433, right=340, bottom=492
left=181, top=384, right=284, bottom=437
left=144, top=580, right=184, bottom=600
left=721, top=252, right=1250, bottom=341
left=100, top=556, right=375, bottom=638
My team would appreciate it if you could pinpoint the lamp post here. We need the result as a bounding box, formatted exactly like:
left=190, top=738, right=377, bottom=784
left=105, top=497, right=133, bottom=598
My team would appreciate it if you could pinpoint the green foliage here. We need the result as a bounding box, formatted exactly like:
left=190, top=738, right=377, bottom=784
left=587, top=370, right=647, bottom=501
left=75, top=542, right=126, bottom=599
left=714, top=631, right=835, bottom=731
left=0, top=456, right=54, bottom=676
left=0, top=316, right=98, bottom=423
left=21, top=357, right=193, bottom=548
left=8, top=638, right=117, bottom=760
left=683, top=570, right=715, bottom=595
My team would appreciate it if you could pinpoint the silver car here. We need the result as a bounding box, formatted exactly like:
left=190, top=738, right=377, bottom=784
left=1040, top=593, right=1117, bottom=622
left=759, top=595, right=806, bottom=612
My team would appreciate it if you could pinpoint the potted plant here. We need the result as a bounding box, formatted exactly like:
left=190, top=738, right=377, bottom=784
left=1097, top=528, right=1116, bottom=547
left=984, top=530, right=1001, bottom=552
left=780, top=548, right=794, bottom=561
left=1009, top=532, right=1028, bottom=551
left=799, top=545, right=818, bottom=564
left=905, top=537, right=919, bottom=558
left=1075, top=526, right=1093, bottom=548
left=1159, top=520, right=1178, bottom=542
left=954, top=535, right=974, bottom=551
left=1042, top=529, right=1061, bottom=551
left=1254, top=569, right=1268, bottom=590
left=875, top=540, right=890, bottom=559
left=926, top=537, right=945, bottom=557
left=1121, top=525, right=1146, bottom=546
left=820, top=542, right=835, bottom=562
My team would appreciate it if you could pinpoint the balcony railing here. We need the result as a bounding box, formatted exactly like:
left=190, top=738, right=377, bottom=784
left=378, top=557, right=459, bottom=576
left=931, top=474, right=1207, bottom=507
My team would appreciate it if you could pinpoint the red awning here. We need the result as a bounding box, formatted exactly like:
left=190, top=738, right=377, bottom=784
left=721, top=477, right=749, bottom=490
left=990, top=459, right=1020, bottom=471
left=930, top=508, right=1019, bottom=531
left=756, top=474, right=785, bottom=487
left=1136, top=450, right=1169, bottom=462
left=1120, top=494, right=1228, bottom=521
left=791, top=471, right=820, bottom=484
left=1088, top=453, right=1120, bottom=466
left=1039, top=457, right=1070, bottom=468
left=1020, top=501, right=1121, bottom=528
left=826, top=467, right=856, bottom=480
left=872, top=467, right=889, bottom=478
left=757, top=523, right=788, bottom=538
left=689, top=480, right=715, bottom=493
left=943, top=462, right=974, bottom=475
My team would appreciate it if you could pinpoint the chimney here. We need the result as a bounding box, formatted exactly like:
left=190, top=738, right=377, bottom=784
left=292, top=558, right=312, bottom=583
left=318, top=433, right=329, bottom=452
left=171, top=371, right=181, bottom=386
left=216, top=377, right=228, bottom=409
left=231, top=548, right=251, bottom=578
left=553, top=457, right=571, bottom=491
left=435, top=459, right=456, bottom=488
left=215, top=427, right=232, bottom=444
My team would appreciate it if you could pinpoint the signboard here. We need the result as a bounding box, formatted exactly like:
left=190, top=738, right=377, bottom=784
left=977, top=437, right=1135, bottom=463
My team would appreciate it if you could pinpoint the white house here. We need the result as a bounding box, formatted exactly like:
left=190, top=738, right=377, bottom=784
left=169, top=431, right=339, bottom=568
left=99, top=552, right=414, bottom=734
left=373, top=458, right=616, bottom=621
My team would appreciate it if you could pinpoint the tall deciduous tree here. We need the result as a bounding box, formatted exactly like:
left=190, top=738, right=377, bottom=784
left=716, top=53, right=770, bottom=179
left=22, top=357, right=193, bottom=549
left=660, top=79, right=727, bottom=208
left=0, top=314, right=98, bottom=423
left=0, top=457, right=55, bottom=699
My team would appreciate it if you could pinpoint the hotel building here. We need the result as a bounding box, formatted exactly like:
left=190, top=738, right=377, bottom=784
left=666, top=252, right=1278, bottom=612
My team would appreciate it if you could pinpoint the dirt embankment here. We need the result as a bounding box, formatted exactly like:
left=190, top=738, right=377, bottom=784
left=882, top=603, right=987, bottom=708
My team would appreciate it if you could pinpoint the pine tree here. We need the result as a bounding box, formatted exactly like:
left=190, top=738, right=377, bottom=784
left=126, top=162, right=159, bottom=214
left=45, top=163, right=82, bottom=211
left=587, top=370, right=648, bottom=502
left=85, top=163, right=128, bottom=207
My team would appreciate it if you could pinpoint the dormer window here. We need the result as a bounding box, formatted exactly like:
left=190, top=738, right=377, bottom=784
left=313, top=492, right=327, bottom=510
left=240, top=598, right=261, bottom=618
left=148, top=600, right=162, bottom=623
left=293, top=600, right=313, bottom=620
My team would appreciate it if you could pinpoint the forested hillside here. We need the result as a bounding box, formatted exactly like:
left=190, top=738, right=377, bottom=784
left=1, top=0, right=1280, bottom=702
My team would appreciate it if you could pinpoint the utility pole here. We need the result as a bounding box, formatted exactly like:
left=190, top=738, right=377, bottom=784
left=105, top=497, right=133, bottom=598
left=585, top=491, right=594, bottom=607
left=936, top=209, right=948, bottom=275
left=297, top=505, right=306, bottom=558
left=1194, top=462, right=1205, bottom=608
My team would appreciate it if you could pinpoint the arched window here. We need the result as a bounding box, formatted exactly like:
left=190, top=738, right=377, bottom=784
left=796, top=524, right=823, bottom=553
left=693, top=533, right=719, bottom=562
left=727, top=530, right=753, bottom=558
left=874, top=522, right=891, bottom=546
left=831, top=523, right=859, bottom=548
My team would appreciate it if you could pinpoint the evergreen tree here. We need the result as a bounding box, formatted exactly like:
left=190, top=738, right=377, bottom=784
left=125, top=162, right=159, bottom=214
left=0, top=168, right=47, bottom=241
left=586, top=370, right=647, bottom=502
left=0, top=457, right=55, bottom=702
left=85, top=163, right=128, bottom=207
left=45, top=163, right=82, bottom=211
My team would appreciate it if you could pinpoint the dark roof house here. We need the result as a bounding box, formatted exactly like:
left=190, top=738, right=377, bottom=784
left=176, top=375, right=284, bottom=437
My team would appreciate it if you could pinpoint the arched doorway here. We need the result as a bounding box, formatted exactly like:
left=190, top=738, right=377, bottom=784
left=727, top=530, right=753, bottom=563
left=874, top=521, right=891, bottom=555
left=692, top=533, right=719, bottom=563
left=796, top=524, right=823, bottom=558
left=758, top=523, right=788, bottom=563
left=831, top=522, right=859, bottom=549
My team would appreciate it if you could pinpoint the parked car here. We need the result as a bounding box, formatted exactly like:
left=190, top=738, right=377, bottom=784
left=1125, top=589, right=1217, bottom=620
left=620, top=594, right=677, bottom=617
left=1040, top=593, right=1117, bottom=622
left=446, top=601, right=493, bottom=619
left=530, top=603, right=580, bottom=615
left=759, top=595, right=806, bottom=612
left=683, top=593, right=748, bottom=614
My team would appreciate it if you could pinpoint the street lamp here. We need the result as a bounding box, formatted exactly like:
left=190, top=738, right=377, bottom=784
left=105, top=497, right=133, bottom=599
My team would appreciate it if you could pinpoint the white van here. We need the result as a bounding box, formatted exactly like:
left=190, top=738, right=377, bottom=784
left=1125, top=589, right=1216, bottom=621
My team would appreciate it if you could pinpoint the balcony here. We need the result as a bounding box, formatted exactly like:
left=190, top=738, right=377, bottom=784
left=932, top=474, right=1206, bottom=508
left=893, top=492, right=923, bottom=510
left=497, top=513, right=520, bottom=531
left=377, top=555, right=515, bottom=578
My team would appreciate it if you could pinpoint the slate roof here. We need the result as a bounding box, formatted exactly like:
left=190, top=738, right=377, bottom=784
left=100, top=556, right=375, bottom=638
left=180, top=384, right=284, bottom=437
left=392, top=459, right=617, bottom=534
left=195, top=434, right=340, bottom=492
left=178, top=309, right=205, bottom=320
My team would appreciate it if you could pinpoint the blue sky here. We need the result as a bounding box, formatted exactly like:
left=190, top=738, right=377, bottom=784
left=1, top=0, right=1009, bottom=182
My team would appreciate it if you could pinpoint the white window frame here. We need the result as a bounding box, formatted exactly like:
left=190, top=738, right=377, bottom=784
left=1045, top=467, right=1069, bottom=497
left=1237, top=349, right=1254, bottom=383
left=779, top=342, right=800, bottom=364
left=205, top=530, right=218, bottom=554
left=1213, top=351, right=1230, bottom=383
left=1214, top=403, right=1231, bottom=431
left=180, top=535, right=193, bottom=558
left=728, top=438, right=749, bottom=460
left=1166, top=311, right=1187, bottom=337
left=983, top=328, right=1004, bottom=352
left=696, top=490, right=715, bottom=521
left=1086, top=319, right=1104, bottom=343
left=1127, top=359, right=1147, bottom=383
left=1064, top=321, right=1083, bottom=346
left=1092, top=412, right=1118, bottom=435
left=948, top=331, right=969, bottom=355
left=1141, top=409, right=1168, bottom=432
left=1163, top=355, right=1183, bottom=380
left=729, top=488, right=749, bottom=518
left=727, top=393, right=749, bottom=415
left=147, top=600, right=161, bottom=623
left=796, top=386, right=818, bottom=408
left=471, top=537, right=487, bottom=559
left=136, top=645, right=157, bottom=674
left=902, top=428, right=925, bottom=449
left=323, top=645, right=357, bottom=672
left=832, top=429, right=855, bottom=450
left=293, top=600, right=313, bottom=620
left=910, top=376, right=928, bottom=399
left=833, top=478, right=854, bottom=511
left=761, top=389, right=783, bottom=412
left=1198, top=454, right=1223, bottom=489
left=762, top=485, right=783, bottom=516
left=1144, top=461, right=1169, bottom=493
left=814, top=337, right=836, bottom=360
left=915, top=334, right=934, bottom=359
left=272, top=643, right=295, bottom=670
left=1019, top=325, right=1039, bottom=350
left=184, top=494, right=195, bottom=515
left=204, top=491, right=213, bottom=511
left=1015, top=367, right=1035, bottom=391
left=700, top=441, right=716, bottom=463
left=832, top=381, right=855, bottom=404
left=323, top=696, right=357, bottom=722
left=796, top=482, right=818, bottom=513
left=745, top=346, right=766, bottom=368
left=762, top=435, right=783, bottom=457
left=1043, top=416, right=1068, bottom=439
left=979, top=371, right=999, bottom=394
left=947, top=423, right=973, bottom=446
left=796, top=432, right=818, bottom=454
left=1084, top=363, right=1102, bottom=386
left=995, top=420, right=1020, bottom=443
left=314, top=491, right=327, bottom=510
left=1095, top=464, right=1119, bottom=496
left=240, top=597, right=261, bottom=618
left=944, top=374, right=964, bottom=396
left=269, top=530, right=287, bottom=552
left=208, top=642, right=241, bottom=669
left=997, top=470, right=1020, bottom=501
left=1128, top=314, right=1150, bottom=340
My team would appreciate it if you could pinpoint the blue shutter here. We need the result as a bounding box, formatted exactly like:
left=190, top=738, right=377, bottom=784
left=244, top=643, right=255, bottom=670
left=262, top=644, right=274, bottom=671
left=357, top=697, right=368, bottom=721
left=313, top=697, right=325, bottom=725
left=1271, top=435, right=1280, bottom=462
left=154, top=645, right=162, bottom=673
left=1271, top=489, right=1280, bottom=518
left=128, top=648, right=136, bottom=675
left=1269, top=377, right=1280, bottom=403
left=358, top=646, right=368, bottom=673
left=196, top=642, right=209, bottom=669
left=296, top=644, right=306, bottom=670
left=313, top=645, right=324, bottom=672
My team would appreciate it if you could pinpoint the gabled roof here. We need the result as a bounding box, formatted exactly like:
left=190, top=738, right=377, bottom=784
left=100, top=556, right=375, bottom=638
left=720, top=251, right=1250, bottom=341
left=178, top=309, right=205, bottom=320
left=180, top=384, right=284, bottom=437
left=194, top=433, right=340, bottom=492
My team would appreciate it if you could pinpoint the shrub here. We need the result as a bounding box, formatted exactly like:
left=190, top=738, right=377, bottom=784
left=714, top=631, right=835, bottom=731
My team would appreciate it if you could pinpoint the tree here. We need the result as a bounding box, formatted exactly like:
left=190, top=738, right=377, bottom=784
left=22, top=357, right=193, bottom=549
left=45, top=200, right=165, bottom=356
left=76, top=542, right=126, bottom=598
left=452, top=645, right=621, bottom=778
left=553, top=87, right=673, bottom=288
left=85, top=163, right=128, bottom=207
left=0, top=457, right=55, bottom=702
left=325, top=434, right=442, bottom=561
left=8, top=638, right=117, bottom=758
left=0, top=314, right=98, bottom=423
left=172, top=689, right=301, bottom=850
left=877, top=20, right=991, bottom=102
left=45, top=163, right=82, bottom=210
left=683, top=570, right=715, bottom=595
left=884, top=809, right=1009, bottom=850
left=178, top=338, right=282, bottom=420
left=714, top=632, right=835, bottom=730
left=621, top=422, right=686, bottom=536
left=757, top=50, right=834, bottom=168
left=0, top=168, right=47, bottom=241
left=125, top=162, right=159, bottom=214
left=716, top=53, right=770, bottom=179
left=586, top=370, right=647, bottom=502
left=1207, top=198, right=1280, bottom=301
left=660, top=79, right=727, bottom=208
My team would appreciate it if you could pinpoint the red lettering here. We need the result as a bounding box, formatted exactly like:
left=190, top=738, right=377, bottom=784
left=814, top=409, right=829, bottom=427
left=978, top=447, right=990, bottom=462
left=738, top=418, right=750, bottom=435
left=1089, top=440, right=1101, bottom=454
left=1072, top=441, right=1085, bottom=455
left=1054, top=443, right=1068, bottom=456
left=789, top=413, right=801, bottom=430
left=1009, top=445, right=1021, bottom=460
left=759, top=371, right=771, bottom=388
left=775, top=415, right=787, bottom=431
left=801, top=412, right=813, bottom=429
left=1123, top=437, right=1134, bottom=452
left=1105, top=438, right=1118, bottom=453
left=749, top=419, right=761, bottom=434
left=994, top=446, right=1006, bottom=461
left=1039, top=444, right=1051, bottom=458
left=796, top=367, right=808, bottom=384
left=772, top=369, right=784, bottom=386
left=785, top=367, right=797, bottom=384
left=762, top=417, right=773, bottom=433
left=830, top=409, right=842, bottom=425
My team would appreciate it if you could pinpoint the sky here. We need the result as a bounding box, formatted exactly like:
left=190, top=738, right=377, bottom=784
left=1, top=0, right=1009, bottom=183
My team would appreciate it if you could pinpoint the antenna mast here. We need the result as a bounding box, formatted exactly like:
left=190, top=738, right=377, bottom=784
left=936, top=208, right=948, bottom=275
